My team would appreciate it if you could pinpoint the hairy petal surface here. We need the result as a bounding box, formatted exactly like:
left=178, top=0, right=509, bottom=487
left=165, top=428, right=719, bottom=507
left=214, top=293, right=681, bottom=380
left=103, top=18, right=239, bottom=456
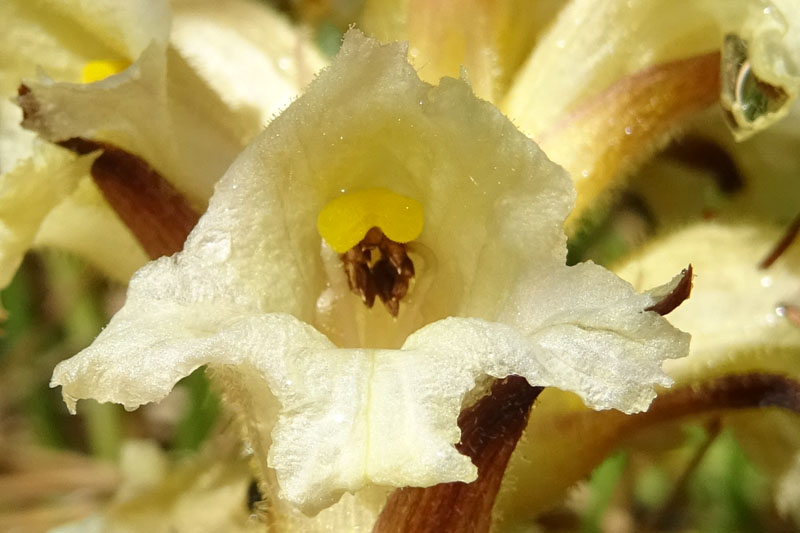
left=499, top=262, right=689, bottom=411
left=53, top=32, right=687, bottom=515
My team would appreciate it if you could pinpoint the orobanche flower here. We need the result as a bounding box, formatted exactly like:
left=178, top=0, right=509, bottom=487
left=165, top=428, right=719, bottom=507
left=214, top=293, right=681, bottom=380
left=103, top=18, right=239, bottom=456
left=0, top=0, right=325, bottom=305
left=52, top=32, right=688, bottom=514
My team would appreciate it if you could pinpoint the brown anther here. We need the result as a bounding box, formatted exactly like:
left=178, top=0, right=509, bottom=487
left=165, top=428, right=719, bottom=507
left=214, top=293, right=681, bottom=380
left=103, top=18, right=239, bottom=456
left=340, top=227, right=414, bottom=317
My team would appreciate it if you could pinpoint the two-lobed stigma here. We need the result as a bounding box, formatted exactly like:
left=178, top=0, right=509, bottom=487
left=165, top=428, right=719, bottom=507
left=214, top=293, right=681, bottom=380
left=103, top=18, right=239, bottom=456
left=80, top=60, right=131, bottom=84
left=318, top=189, right=424, bottom=316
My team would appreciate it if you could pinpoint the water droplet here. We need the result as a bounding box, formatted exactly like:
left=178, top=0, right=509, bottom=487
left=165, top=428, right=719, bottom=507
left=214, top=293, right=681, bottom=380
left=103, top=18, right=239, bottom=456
left=624, top=126, right=633, bottom=135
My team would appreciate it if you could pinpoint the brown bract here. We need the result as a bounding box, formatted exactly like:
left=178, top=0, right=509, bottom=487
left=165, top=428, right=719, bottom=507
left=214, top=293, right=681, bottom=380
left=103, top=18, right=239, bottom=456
left=645, top=265, right=693, bottom=316
left=373, top=377, right=543, bottom=533
left=17, top=85, right=199, bottom=260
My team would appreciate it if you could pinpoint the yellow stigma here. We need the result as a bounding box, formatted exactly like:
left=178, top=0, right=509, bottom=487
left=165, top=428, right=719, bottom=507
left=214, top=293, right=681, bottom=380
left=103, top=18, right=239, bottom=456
left=317, top=188, right=424, bottom=253
left=80, top=60, right=131, bottom=84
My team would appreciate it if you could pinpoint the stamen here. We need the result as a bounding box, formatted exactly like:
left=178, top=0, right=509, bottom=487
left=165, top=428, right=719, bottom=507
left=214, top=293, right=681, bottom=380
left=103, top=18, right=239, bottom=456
left=340, top=227, right=415, bottom=317
left=80, top=60, right=131, bottom=84
left=317, top=188, right=424, bottom=253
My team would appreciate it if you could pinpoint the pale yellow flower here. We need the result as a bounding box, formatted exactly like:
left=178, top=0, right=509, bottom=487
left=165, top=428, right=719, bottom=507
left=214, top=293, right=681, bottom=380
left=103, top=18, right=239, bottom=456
left=0, top=0, right=325, bottom=305
left=52, top=32, right=688, bottom=517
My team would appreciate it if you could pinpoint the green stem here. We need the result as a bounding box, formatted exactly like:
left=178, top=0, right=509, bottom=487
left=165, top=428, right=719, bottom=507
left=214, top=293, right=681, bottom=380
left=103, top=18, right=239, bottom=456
left=83, top=400, right=123, bottom=461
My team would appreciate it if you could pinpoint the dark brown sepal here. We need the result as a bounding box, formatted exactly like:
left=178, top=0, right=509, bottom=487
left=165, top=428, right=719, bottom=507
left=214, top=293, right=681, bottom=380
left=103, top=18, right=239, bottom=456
left=372, top=377, right=543, bottom=533
left=645, top=265, right=693, bottom=316
left=58, top=137, right=199, bottom=259
left=17, top=84, right=198, bottom=259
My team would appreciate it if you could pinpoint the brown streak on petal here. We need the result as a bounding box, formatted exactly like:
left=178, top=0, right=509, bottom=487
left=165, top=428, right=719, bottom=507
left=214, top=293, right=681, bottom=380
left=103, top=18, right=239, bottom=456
left=539, top=53, right=722, bottom=231
left=372, top=377, right=543, bottom=533
left=778, top=304, right=800, bottom=328
left=642, top=373, right=800, bottom=423
left=58, top=138, right=199, bottom=259
left=759, top=211, right=800, bottom=269
left=646, top=264, right=693, bottom=316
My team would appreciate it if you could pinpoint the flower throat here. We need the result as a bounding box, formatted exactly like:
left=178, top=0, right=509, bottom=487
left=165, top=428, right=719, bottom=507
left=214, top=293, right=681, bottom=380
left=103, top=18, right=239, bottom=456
left=317, top=188, right=424, bottom=316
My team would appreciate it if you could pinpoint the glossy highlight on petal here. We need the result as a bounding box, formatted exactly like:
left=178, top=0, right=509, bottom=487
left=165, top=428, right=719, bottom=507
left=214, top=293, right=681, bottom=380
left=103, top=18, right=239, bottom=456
left=317, top=188, right=424, bottom=253
left=80, top=59, right=131, bottom=83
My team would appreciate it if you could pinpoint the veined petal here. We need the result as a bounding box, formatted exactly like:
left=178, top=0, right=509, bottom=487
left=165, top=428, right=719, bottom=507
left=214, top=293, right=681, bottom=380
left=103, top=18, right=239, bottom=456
left=51, top=301, right=673, bottom=514
left=92, top=30, right=573, bottom=333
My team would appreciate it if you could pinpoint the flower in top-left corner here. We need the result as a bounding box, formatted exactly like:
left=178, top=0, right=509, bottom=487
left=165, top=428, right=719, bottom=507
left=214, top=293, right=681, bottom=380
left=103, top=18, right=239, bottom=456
left=0, top=0, right=326, bottom=313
